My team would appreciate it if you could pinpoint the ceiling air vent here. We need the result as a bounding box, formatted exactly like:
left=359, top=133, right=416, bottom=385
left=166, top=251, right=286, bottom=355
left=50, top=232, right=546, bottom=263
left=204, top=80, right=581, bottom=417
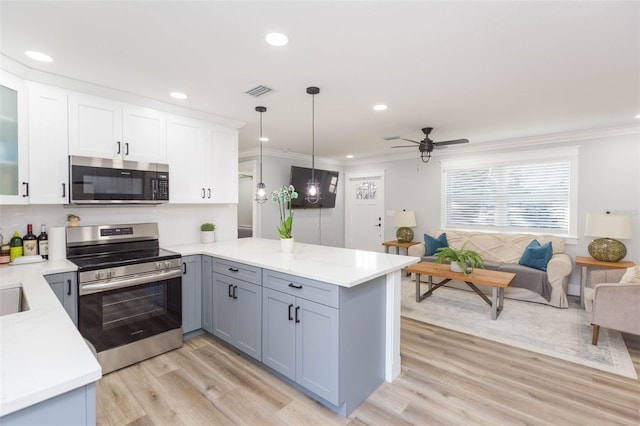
left=245, top=85, right=272, bottom=97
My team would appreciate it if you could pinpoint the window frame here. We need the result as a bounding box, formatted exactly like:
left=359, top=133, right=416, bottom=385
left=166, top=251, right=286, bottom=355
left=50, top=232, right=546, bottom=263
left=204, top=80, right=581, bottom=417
left=439, top=146, right=579, bottom=238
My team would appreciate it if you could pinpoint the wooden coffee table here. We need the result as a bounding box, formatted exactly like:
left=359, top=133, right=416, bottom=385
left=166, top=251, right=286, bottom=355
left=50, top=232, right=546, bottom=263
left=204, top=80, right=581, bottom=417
left=405, top=262, right=516, bottom=320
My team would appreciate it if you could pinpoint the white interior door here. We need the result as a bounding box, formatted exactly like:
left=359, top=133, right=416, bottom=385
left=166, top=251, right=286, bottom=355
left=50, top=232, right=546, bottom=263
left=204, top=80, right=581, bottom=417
left=345, top=171, right=385, bottom=252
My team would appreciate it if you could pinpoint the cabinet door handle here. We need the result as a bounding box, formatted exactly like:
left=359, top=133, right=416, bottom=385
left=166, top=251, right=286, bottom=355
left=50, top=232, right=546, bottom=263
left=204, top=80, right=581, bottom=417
left=228, top=267, right=239, bottom=272
left=207, top=188, right=211, bottom=199
left=288, top=283, right=303, bottom=289
left=288, top=304, right=294, bottom=321
left=202, top=188, right=206, bottom=198
left=232, top=285, right=238, bottom=299
left=61, top=183, right=66, bottom=198
left=116, top=141, right=121, bottom=154
left=125, top=142, right=129, bottom=156
left=22, top=182, right=29, bottom=197
left=182, top=262, right=187, bottom=274
left=295, top=306, right=300, bottom=323
left=228, top=284, right=233, bottom=298
left=67, top=279, right=72, bottom=296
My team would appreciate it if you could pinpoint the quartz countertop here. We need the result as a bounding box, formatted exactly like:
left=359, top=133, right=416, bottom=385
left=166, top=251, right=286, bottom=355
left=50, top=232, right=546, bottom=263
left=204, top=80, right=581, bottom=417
left=0, top=260, right=102, bottom=417
left=166, top=238, right=420, bottom=287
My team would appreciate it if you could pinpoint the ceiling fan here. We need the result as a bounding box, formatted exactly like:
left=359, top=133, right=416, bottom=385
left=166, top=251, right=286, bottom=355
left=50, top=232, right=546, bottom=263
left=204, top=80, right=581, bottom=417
left=385, top=127, right=469, bottom=163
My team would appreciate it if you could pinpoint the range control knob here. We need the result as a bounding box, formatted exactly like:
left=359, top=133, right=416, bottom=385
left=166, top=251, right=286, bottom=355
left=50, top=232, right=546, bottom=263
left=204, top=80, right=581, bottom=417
left=156, top=262, right=164, bottom=270
left=95, top=271, right=101, bottom=280
left=165, top=261, right=172, bottom=269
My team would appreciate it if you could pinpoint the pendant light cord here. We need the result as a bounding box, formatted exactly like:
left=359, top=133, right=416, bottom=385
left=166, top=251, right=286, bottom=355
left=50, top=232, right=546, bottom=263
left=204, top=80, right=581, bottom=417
left=311, top=92, right=315, bottom=181
left=259, top=110, right=263, bottom=183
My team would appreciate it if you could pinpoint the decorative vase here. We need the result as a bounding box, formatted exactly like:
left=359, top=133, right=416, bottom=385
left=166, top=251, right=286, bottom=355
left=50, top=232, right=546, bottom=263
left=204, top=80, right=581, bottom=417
left=201, top=231, right=215, bottom=244
left=450, top=262, right=465, bottom=273
left=280, top=238, right=294, bottom=253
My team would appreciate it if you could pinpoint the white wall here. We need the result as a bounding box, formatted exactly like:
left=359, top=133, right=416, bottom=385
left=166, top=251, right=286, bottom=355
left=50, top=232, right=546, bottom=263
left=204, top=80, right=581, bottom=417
left=242, top=153, right=345, bottom=247
left=0, top=204, right=238, bottom=248
left=344, top=131, right=640, bottom=296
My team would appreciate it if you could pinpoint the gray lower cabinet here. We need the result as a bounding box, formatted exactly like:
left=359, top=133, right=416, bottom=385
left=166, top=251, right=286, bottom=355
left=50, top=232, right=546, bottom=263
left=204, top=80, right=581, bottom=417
left=211, top=258, right=262, bottom=361
left=181, top=255, right=202, bottom=334
left=44, top=272, right=77, bottom=326
left=262, top=268, right=386, bottom=416
left=201, top=256, right=214, bottom=333
left=262, top=287, right=339, bottom=404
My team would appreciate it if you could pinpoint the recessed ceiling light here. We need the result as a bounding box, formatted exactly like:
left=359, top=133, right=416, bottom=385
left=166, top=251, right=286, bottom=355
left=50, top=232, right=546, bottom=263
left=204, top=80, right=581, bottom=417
left=635, top=114, right=640, bottom=119
left=25, top=50, right=53, bottom=63
left=170, top=92, right=188, bottom=100
left=265, top=32, right=289, bottom=47
left=373, top=104, right=388, bottom=111
left=282, top=148, right=289, bottom=152
left=346, top=154, right=354, bottom=159
left=259, top=137, right=269, bottom=142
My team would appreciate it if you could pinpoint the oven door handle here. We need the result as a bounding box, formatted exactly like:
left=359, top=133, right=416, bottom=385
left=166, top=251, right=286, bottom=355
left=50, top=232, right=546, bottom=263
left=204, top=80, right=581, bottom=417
left=79, top=269, right=181, bottom=295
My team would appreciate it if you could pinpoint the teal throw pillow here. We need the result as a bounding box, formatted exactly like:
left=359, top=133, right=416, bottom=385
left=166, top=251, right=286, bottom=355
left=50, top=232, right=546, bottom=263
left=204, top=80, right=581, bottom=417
left=424, top=233, right=448, bottom=256
left=519, top=239, right=553, bottom=271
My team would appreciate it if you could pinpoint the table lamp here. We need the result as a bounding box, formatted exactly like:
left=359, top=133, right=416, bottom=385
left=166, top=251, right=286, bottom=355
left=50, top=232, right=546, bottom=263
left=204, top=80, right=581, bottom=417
left=394, top=210, right=416, bottom=243
left=584, top=212, right=632, bottom=262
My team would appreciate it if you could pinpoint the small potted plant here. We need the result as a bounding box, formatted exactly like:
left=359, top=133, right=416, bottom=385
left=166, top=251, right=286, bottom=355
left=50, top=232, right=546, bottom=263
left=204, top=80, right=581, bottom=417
left=200, top=223, right=216, bottom=244
left=434, top=244, right=485, bottom=275
left=272, top=185, right=298, bottom=252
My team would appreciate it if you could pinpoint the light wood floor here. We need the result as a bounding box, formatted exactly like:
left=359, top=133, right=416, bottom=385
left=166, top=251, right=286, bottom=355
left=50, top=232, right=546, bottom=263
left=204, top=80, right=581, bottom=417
left=97, top=319, right=640, bottom=426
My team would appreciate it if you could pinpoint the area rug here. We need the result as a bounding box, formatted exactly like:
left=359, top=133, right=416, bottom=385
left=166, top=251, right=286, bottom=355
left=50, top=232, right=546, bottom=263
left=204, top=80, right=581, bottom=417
left=400, top=278, right=637, bottom=380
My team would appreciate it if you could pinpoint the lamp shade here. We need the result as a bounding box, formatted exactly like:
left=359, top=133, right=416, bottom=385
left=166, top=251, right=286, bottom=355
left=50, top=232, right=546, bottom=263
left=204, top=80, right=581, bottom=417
left=584, top=213, right=632, bottom=239
left=394, top=210, right=416, bottom=228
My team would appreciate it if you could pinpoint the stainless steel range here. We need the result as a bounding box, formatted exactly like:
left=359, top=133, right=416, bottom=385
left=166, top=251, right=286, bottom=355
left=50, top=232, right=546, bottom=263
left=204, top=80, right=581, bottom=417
left=66, top=223, right=182, bottom=374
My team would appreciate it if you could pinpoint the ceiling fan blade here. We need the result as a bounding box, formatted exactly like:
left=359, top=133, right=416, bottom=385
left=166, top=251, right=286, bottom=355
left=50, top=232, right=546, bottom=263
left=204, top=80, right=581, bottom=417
left=433, top=138, right=469, bottom=146
left=401, top=138, right=421, bottom=144
left=433, top=145, right=448, bottom=150
left=383, top=136, right=400, bottom=141
left=391, top=145, right=416, bottom=148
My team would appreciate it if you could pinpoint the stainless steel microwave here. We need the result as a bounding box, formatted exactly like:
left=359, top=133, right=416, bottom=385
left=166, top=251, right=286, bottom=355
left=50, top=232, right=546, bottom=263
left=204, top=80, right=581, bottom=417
left=69, top=156, right=169, bottom=204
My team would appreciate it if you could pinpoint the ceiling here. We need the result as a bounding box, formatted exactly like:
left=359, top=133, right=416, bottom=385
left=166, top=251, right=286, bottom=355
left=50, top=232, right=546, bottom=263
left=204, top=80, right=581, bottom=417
left=1, top=1, right=639, bottom=161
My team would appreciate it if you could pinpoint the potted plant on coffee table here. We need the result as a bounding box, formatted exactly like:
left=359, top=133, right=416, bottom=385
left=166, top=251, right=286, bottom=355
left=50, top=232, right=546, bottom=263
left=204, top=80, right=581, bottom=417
left=434, top=244, right=485, bottom=275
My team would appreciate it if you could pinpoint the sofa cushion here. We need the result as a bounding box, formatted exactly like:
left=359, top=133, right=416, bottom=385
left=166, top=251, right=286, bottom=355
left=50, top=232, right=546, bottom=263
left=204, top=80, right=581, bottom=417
left=424, top=233, right=448, bottom=256
left=425, top=230, right=565, bottom=264
left=620, top=266, right=640, bottom=284
left=519, top=240, right=553, bottom=272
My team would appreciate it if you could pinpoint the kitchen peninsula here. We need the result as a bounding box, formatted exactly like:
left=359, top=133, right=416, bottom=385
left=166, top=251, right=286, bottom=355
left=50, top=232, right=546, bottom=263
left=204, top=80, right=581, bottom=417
left=168, top=237, right=420, bottom=415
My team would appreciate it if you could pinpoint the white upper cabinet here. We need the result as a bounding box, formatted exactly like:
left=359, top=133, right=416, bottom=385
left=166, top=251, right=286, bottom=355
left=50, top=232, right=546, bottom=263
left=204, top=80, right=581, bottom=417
left=68, top=92, right=167, bottom=163
left=209, top=125, right=238, bottom=204
left=0, top=70, right=29, bottom=205
left=167, top=115, right=238, bottom=204
left=167, top=115, right=208, bottom=204
left=27, top=83, right=69, bottom=204
left=122, top=104, right=166, bottom=163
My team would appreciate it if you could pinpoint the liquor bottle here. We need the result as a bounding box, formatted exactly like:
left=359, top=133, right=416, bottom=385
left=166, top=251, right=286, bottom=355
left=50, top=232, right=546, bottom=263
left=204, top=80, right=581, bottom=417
left=38, top=224, right=49, bottom=259
left=9, top=231, right=23, bottom=262
left=23, top=224, right=38, bottom=256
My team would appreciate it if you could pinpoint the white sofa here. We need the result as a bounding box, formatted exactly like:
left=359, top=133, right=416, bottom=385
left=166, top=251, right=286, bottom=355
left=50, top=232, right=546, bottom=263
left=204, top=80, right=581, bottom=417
left=407, top=230, right=573, bottom=308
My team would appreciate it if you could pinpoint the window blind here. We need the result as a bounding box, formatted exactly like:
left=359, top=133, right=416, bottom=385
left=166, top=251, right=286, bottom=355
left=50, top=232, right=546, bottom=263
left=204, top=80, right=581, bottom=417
left=443, top=160, right=571, bottom=233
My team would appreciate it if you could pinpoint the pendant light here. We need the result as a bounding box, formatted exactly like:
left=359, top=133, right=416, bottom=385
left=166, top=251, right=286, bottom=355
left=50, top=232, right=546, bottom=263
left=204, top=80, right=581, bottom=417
left=305, top=86, right=321, bottom=205
left=254, top=106, right=268, bottom=204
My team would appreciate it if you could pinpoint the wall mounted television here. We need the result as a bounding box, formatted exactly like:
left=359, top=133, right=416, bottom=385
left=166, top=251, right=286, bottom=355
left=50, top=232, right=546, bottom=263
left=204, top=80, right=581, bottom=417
left=289, top=166, right=339, bottom=209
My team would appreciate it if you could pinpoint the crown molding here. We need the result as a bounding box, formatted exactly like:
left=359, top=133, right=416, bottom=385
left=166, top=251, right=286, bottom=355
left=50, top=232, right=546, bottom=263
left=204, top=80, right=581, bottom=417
left=239, top=148, right=345, bottom=166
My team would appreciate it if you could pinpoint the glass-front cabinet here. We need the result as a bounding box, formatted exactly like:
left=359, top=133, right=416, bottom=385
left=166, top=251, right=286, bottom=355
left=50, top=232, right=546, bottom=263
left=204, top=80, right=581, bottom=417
left=0, top=70, right=28, bottom=204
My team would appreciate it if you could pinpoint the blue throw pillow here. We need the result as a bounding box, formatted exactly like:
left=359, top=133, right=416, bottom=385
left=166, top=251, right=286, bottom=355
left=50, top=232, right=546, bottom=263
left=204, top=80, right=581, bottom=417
left=425, top=233, right=448, bottom=256
left=519, top=239, right=553, bottom=271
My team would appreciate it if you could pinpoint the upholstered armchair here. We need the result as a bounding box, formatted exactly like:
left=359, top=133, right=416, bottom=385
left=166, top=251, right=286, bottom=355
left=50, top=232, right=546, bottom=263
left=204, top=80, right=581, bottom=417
left=584, top=269, right=640, bottom=345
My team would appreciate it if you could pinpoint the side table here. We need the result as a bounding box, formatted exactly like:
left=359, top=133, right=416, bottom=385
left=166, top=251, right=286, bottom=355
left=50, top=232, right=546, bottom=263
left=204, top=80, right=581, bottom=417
left=382, top=240, right=420, bottom=255
left=575, top=256, right=635, bottom=308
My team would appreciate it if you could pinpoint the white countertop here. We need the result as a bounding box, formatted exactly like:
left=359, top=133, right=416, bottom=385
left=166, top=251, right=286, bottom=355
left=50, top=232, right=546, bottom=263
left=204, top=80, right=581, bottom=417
left=0, top=260, right=102, bottom=417
left=167, top=238, right=420, bottom=287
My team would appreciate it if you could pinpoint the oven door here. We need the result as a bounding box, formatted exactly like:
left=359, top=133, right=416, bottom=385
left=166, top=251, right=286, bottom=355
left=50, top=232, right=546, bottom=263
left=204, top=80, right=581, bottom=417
left=79, top=274, right=182, bottom=353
